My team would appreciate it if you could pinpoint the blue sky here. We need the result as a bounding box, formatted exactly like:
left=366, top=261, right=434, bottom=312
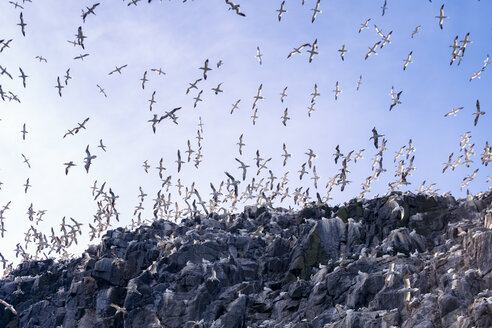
left=0, top=0, right=491, bottom=266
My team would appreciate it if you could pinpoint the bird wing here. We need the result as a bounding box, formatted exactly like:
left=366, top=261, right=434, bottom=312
left=225, top=171, right=235, bottom=181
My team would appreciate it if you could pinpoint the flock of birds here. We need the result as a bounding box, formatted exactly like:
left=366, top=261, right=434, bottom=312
left=0, top=0, right=491, bottom=316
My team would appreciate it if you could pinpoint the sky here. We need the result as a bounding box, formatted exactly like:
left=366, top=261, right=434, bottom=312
left=0, top=0, right=491, bottom=267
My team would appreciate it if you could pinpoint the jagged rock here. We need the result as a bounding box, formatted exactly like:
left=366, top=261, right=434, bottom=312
left=0, top=191, right=492, bottom=328
left=212, top=294, right=247, bottom=328
left=465, top=231, right=492, bottom=275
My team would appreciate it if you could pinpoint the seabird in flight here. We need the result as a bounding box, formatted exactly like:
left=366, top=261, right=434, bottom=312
left=237, top=134, right=245, bottom=155
left=389, top=88, right=403, bottom=111
left=24, top=178, right=31, bottom=193
left=199, top=59, right=212, bottom=80
left=305, top=149, right=317, bottom=168
left=151, top=67, right=165, bottom=75
left=98, top=139, right=107, bottom=152
left=307, top=39, right=319, bottom=63
left=0, top=66, right=13, bottom=80
left=311, top=165, right=320, bottom=188
left=333, top=81, right=341, bottom=100
left=338, top=44, right=347, bottom=61
left=64, top=161, right=76, bottom=175
left=110, top=303, right=128, bottom=315
left=403, top=51, right=413, bottom=70
left=255, top=150, right=263, bottom=168
left=212, top=83, right=223, bottom=95
left=354, top=149, right=365, bottom=163
left=435, top=4, right=448, bottom=30
left=55, top=77, right=64, bottom=97
left=21, top=123, right=27, bottom=140
left=18, top=12, right=26, bottom=36
left=82, top=3, right=100, bottom=23
left=18, top=67, right=27, bottom=88
left=311, top=83, right=320, bottom=103
left=156, top=158, right=166, bottom=179
left=140, top=71, right=148, bottom=89
left=186, top=78, right=202, bottom=94
left=380, top=31, right=392, bottom=48
left=298, top=163, right=308, bottom=180
left=359, top=18, right=371, bottom=33
left=281, top=108, right=290, bottom=126
left=280, top=87, right=288, bottom=102
left=231, top=99, right=241, bottom=114
left=1, top=39, right=13, bottom=53
left=442, top=153, right=453, bottom=173
left=64, top=69, right=71, bottom=85
left=333, top=145, right=343, bottom=164
left=225, top=0, right=246, bottom=17
left=277, top=1, right=286, bottom=21
left=444, top=107, right=464, bottom=117
left=370, top=127, right=384, bottom=149
left=473, top=99, right=485, bottom=126
left=148, top=114, right=159, bottom=133
left=470, top=69, right=482, bottom=82
left=193, top=90, right=203, bottom=108
left=256, top=157, right=271, bottom=175
left=185, top=140, right=194, bottom=162
left=74, top=53, right=89, bottom=60
left=307, top=103, right=315, bottom=117
left=252, top=83, right=264, bottom=109
left=143, top=160, right=150, bottom=173
left=225, top=171, right=240, bottom=197
left=176, top=150, right=184, bottom=173
left=365, top=41, right=381, bottom=60
left=21, top=154, right=30, bottom=168
left=287, top=43, right=310, bottom=58
left=35, top=55, right=47, bottom=63
left=96, top=84, right=107, bottom=97
left=149, top=91, right=156, bottom=110
left=381, top=0, right=388, bottom=16
left=9, top=1, right=24, bottom=9
left=84, top=145, right=96, bottom=173
left=235, top=158, right=249, bottom=180
left=256, top=47, right=263, bottom=65
left=374, top=25, right=385, bottom=38
left=77, top=26, right=86, bottom=49
left=282, top=143, right=291, bottom=166
left=108, top=64, right=128, bottom=75
left=411, top=26, right=421, bottom=38
left=311, top=0, right=321, bottom=23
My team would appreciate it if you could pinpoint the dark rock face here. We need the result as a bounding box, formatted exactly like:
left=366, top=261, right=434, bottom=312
left=1, top=192, right=492, bottom=327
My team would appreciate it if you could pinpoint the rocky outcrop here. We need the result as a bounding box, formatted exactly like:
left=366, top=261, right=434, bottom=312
left=1, top=191, right=492, bottom=328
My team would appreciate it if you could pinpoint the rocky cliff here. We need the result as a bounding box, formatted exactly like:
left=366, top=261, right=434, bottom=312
left=0, top=191, right=491, bottom=328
